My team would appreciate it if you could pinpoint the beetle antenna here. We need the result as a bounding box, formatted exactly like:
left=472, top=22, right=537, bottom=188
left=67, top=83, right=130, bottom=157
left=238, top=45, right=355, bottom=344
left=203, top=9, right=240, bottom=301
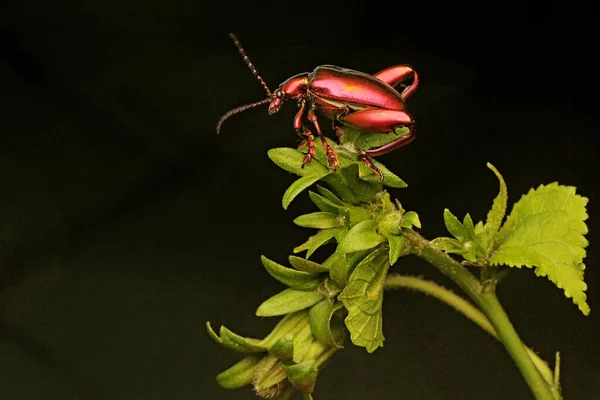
left=229, top=33, right=272, bottom=97
left=216, top=98, right=271, bottom=133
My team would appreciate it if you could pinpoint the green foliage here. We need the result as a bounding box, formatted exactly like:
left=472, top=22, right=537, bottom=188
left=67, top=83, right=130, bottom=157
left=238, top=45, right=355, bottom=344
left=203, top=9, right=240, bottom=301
left=490, top=183, right=589, bottom=315
left=430, top=209, right=485, bottom=262
left=210, top=123, right=591, bottom=399
left=338, top=249, right=390, bottom=352
left=431, top=164, right=590, bottom=315
left=256, top=289, right=324, bottom=317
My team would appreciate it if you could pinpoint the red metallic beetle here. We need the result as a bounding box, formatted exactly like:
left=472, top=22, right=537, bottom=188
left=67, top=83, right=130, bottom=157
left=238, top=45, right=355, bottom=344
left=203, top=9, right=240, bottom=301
left=217, top=33, right=418, bottom=181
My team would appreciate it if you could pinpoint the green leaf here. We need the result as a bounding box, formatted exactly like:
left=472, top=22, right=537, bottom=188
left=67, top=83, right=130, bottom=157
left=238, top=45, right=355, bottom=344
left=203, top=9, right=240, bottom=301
left=430, top=237, right=463, bottom=253
left=338, top=249, right=389, bottom=353
left=261, top=256, right=322, bottom=291
left=483, top=162, right=508, bottom=250
left=401, top=211, right=421, bottom=229
left=294, top=227, right=343, bottom=258
left=309, top=191, right=344, bottom=213
left=443, top=208, right=470, bottom=240
left=309, top=300, right=346, bottom=348
left=283, top=172, right=331, bottom=210
left=268, top=333, right=294, bottom=362
left=316, top=185, right=345, bottom=205
left=387, top=234, right=405, bottom=266
left=260, top=312, right=310, bottom=348
left=327, top=249, right=372, bottom=287
left=206, top=322, right=266, bottom=353
left=358, top=159, right=408, bottom=188
left=289, top=256, right=330, bottom=273
left=257, top=289, right=324, bottom=317
left=284, top=360, right=318, bottom=393
left=323, top=252, right=349, bottom=286
left=338, top=220, right=385, bottom=254
left=216, top=355, right=261, bottom=389
left=294, top=212, right=343, bottom=229
left=463, top=213, right=474, bottom=232
left=268, top=148, right=329, bottom=177
left=490, top=183, right=590, bottom=315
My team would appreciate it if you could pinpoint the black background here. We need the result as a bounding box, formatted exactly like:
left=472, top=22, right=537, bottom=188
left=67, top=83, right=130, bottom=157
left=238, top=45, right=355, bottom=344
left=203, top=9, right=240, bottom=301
left=1, top=1, right=598, bottom=399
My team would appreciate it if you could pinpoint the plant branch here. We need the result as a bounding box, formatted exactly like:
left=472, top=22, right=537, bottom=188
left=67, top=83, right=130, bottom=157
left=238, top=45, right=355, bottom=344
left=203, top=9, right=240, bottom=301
left=383, top=274, right=554, bottom=385
left=403, top=230, right=556, bottom=400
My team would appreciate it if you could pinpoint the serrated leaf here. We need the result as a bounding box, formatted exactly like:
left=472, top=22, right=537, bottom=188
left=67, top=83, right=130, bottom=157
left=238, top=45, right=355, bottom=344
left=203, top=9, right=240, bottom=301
left=387, top=234, right=405, bottom=265
left=309, top=300, right=346, bottom=348
left=289, top=256, right=330, bottom=273
left=294, top=227, right=343, bottom=258
left=294, top=212, right=343, bottom=229
left=338, top=249, right=389, bottom=353
left=283, top=172, right=331, bottom=210
left=483, top=162, right=508, bottom=250
left=443, top=208, right=468, bottom=240
left=338, top=220, right=385, bottom=254
left=257, top=289, right=324, bottom=317
left=268, top=148, right=329, bottom=176
left=261, top=256, right=322, bottom=291
left=490, top=183, right=590, bottom=315
left=216, top=355, right=261, bottom=389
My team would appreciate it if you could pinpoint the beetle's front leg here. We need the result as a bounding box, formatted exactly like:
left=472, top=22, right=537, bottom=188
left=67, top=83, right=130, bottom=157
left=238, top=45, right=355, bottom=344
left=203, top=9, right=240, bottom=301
left=307, top=108, right=338, bottom=170
left=293, top=99, right=318, bottom=166
left=298, top=125, right=318, bottom=167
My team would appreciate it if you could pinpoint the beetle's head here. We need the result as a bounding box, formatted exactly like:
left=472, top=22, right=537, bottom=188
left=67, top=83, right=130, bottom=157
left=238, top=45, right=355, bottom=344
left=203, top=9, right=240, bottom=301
left=268, top=74, right=309, bottom=115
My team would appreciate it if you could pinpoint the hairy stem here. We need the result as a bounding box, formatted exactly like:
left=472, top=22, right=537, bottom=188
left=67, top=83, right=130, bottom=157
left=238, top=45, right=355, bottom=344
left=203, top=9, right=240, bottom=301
left=383, top=274, right=555, bottom=385
left=403, top=230, right=555, bottom=400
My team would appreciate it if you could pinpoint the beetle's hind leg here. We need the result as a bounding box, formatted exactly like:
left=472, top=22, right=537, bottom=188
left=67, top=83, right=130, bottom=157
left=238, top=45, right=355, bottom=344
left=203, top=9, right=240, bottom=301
left=359, top=150, right=384, bottom=182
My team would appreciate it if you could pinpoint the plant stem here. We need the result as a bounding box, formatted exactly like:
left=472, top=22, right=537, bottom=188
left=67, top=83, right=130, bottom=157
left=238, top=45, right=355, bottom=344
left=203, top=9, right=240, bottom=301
left=383, top=274, right=554, bottom=385
left=403, top=230, right=555, bottom=400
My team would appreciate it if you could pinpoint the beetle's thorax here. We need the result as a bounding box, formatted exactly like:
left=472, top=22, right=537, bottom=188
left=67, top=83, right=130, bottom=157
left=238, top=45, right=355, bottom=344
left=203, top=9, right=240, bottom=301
left=268, top=73, right=309, bottom=114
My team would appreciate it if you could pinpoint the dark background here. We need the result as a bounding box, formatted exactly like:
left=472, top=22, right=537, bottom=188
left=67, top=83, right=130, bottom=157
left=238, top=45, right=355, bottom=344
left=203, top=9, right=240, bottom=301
left=1, top=1, right=598, bottom=399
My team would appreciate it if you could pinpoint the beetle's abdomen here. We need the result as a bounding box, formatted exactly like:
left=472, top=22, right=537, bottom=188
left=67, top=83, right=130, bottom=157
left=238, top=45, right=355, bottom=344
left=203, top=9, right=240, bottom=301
left=309, top=65, right=405, bottom=111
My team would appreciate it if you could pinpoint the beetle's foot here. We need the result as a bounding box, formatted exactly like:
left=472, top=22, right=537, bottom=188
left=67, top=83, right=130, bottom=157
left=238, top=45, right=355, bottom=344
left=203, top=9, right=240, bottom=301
left=318, top=138, right=338, bottom=170
left=360, top=150, right=384, bottom=182
left=325, top=147, right=338, bottom=170
left=300, top=133, right=317, bottom=168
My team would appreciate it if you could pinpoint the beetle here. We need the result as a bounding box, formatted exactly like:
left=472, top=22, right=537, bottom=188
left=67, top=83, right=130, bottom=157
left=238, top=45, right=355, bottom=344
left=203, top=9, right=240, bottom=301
left=216, top=33, right=418, bottom=181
